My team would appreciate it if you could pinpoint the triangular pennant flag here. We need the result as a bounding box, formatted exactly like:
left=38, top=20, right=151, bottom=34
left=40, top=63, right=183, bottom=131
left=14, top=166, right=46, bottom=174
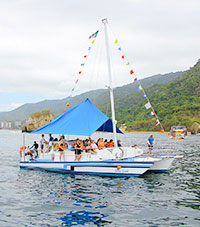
left=130, top=69, right=134, bottom=75
left=134, top=77, right=137, bottom=81
left=156, top=119, right=160, bottom=126
left=89, top=30, right=99, bottom=39
left=88, top=47, right=91, bottom=50
left=68, top=95, right=71, bottom=98
left=92, top=39, right=96, bottom=44
left=138, top=85, right=143, bottom=91
left=122, top=55, right=125, bottom=59
left=143, top=94, right=146, bottom=98
left=84, top=55, right=87, bottom=58
left=118, top=47, right=121, bottom=51
left=150, top=111, right=155, bottom=116
left=145, top=102, right=151, bottom=109
left=81, top=63, right=85, bottom=67
left=126, top=62, right=130, bottom=66
left=66, top=103, right=70, bottom=107
left=114, top=40, right=118, bottom=44
left=75, top=79, right=79, bottom=84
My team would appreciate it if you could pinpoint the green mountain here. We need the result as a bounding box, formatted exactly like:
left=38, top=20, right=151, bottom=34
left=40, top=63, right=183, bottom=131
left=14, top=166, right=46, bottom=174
left=108, top=60, right=200, bottom=131
left=0, top=71, right=182, bottom=122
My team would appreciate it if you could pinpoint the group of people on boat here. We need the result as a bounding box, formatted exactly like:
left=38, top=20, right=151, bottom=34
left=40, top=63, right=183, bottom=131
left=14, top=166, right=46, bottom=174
left=20, top=133, right=155, bottom=161
left=20, top=134, right=122, bottom=162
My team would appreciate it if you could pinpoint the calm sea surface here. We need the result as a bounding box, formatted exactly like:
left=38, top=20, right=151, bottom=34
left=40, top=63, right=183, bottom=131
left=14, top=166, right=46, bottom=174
left=0, top=130, right=200, bottom=226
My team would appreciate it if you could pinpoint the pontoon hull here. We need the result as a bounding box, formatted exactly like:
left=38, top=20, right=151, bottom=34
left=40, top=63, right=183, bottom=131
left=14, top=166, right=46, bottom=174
left=124, top=156, right=176, bottom=173
left=20, top=160, right=153, bottom=177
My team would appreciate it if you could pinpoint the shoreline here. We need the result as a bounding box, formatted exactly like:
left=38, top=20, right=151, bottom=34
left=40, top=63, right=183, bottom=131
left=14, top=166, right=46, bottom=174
left=123, top=130, right=169, bottom=134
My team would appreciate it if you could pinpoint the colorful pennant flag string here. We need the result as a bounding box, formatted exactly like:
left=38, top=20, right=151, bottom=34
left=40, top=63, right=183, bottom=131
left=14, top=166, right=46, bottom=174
left=89, top=30, right=99, bottom=39
left=65, top=28, right=100, bottom=109
left=150, top=110, right=155, bottom=116
left=113, top=35, right=164, bottom=130
left=145, top=102, right=151, bottom=110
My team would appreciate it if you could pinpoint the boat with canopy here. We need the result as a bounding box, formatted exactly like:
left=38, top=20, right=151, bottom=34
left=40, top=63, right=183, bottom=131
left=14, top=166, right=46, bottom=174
left=20, top=19, right=178, bottom=176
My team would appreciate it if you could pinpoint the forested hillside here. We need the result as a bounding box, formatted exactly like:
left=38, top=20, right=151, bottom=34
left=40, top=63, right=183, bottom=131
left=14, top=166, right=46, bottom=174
left=106, top=60, right=200, bottom=131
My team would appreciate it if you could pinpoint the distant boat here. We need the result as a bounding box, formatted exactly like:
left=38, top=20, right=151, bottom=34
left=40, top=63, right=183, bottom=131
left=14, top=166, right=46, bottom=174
left=20, top=19, right=178, bottom=177
left=170, top=126, right=188, bottom=139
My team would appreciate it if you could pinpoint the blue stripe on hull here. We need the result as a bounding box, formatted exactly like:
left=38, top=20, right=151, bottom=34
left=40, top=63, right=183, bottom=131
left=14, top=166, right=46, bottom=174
left=20, top=160, right=154, bottom=164
left=148, top=169, right=167, bottom=173
left=20, top=166, right=141, bottom=177
left=20, top=164, right=152, bottom=168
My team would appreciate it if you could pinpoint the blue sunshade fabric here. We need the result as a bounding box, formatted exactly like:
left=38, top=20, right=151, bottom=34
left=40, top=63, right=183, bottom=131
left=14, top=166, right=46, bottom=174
left=31, top=99, right=123, bottom=136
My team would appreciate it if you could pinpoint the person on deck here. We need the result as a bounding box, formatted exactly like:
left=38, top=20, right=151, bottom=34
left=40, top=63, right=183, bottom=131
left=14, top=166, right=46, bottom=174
left=30, top=141, right=39, bottom=158
left=104, top=139, right=108, bottom=147
left=117, top=140, right=122, bottom=147
left=107, top=139, right=114, bottom=148
left=74, top=139, right=83, bottom=161
left=147, top=135, right=154, bottom=156
left=48, top=134, right=54, bottom=152
left=25, top=146, right=33, bottom=159
left=97, top=138, right=105, bottom=149
left=58, top=142, right=66, bottom=162
left=90, top=140, right=98, bottom=154
left=84, top=139, right=91, bottom=153
left=40, top=134, right=47, bottom=153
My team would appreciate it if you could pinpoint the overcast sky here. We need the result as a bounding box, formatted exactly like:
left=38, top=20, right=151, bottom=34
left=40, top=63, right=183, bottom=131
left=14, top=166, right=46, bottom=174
left=0, top=0, right=199, bottom=112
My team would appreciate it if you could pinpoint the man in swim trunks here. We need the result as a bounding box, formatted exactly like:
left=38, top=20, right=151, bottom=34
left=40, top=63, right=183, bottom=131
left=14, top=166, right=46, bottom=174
left=147, top=135, right=154, bottom=156
left=40, top=134, right=47, bottom=153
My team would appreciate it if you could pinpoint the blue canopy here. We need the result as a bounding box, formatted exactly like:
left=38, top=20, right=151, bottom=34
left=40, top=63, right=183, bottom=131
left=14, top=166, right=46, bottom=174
left=31, top=99, right=123, bottom=136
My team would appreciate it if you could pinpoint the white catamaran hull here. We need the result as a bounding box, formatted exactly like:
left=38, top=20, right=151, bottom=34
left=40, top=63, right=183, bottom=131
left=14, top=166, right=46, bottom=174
left=131, top=156, right=175, bottom=172
left=20, top=160, right=153, bottom=177
left=20, top=147, right=177, bottom=176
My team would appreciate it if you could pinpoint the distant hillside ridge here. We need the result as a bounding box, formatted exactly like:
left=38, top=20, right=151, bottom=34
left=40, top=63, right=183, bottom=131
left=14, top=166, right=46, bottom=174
left=109, top=60, right=200, bottom=132
left=0, top=71, right=183, bottom=122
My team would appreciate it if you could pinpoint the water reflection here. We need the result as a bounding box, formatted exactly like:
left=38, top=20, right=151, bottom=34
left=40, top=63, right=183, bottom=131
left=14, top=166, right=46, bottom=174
left=59, top=210, right=111, bottom=226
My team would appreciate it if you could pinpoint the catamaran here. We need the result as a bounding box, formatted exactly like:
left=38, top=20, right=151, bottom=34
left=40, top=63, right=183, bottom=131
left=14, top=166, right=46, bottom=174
left=20, top=19, right=178, bottom=177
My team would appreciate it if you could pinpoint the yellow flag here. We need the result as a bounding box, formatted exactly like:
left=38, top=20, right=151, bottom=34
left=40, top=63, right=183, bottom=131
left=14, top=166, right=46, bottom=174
left=114, top=40, right=118, bottom=44
left=92, top=39, right=96, bottom=44
left=139, top=85, right=143, bottom=90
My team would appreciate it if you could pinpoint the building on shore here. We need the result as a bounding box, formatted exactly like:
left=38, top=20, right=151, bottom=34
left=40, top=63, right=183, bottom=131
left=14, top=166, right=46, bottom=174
left=0, top=121, right=12, bottom=129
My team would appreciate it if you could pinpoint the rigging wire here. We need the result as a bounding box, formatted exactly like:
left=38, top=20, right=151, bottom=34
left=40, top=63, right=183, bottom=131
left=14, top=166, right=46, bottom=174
left=107, top=22, right=164, bottom=130
left=64, top=23, right=102, bottom=111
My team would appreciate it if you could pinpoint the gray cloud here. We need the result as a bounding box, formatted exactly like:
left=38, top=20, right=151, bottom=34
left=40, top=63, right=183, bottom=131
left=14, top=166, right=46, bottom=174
left=0, top=0, right=199, bottom=111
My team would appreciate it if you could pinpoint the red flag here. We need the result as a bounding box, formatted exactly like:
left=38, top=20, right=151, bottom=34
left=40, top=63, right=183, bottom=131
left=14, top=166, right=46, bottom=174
left=134, top=77, right=137, bottom=81
left=79, top=71, right=82, bottom=74
left=122, top=55, right=124, bottom=59
left=130, top=70, right=134, bottom=75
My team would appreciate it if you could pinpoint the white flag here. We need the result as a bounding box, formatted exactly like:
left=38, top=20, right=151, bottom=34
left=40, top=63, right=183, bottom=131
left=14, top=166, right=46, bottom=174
left=156, top=119, right=160, bottom=126
left=145, top=102, right=151, bottom=109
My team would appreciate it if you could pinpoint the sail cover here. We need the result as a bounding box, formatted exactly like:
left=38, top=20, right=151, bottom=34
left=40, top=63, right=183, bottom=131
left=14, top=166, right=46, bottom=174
left=31, top=99, right=123, bottom=136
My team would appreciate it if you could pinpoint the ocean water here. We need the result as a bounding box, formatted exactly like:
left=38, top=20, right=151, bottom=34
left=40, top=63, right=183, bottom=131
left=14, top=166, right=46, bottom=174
left=0, top=130, right=200, bottom=226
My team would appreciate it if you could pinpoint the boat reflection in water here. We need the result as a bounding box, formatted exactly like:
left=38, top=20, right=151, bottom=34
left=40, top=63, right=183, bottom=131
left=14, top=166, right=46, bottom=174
left=59, top=210, right=111, bottom=226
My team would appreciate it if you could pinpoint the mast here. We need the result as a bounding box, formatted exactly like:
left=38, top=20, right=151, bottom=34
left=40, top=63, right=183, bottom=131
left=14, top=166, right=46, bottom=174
left=102, top=18, right=118, bottom=147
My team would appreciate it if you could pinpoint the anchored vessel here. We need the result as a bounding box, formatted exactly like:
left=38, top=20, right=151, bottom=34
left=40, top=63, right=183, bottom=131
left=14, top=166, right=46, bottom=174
left=170, top=126, right=188, bottom=139
left=20, top=19, right=177, bottom=177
